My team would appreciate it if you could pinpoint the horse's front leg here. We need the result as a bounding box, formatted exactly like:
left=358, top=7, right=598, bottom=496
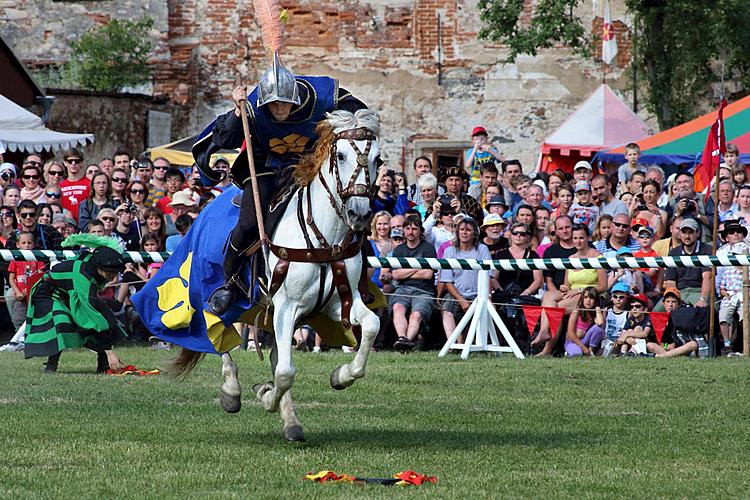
left=220, top=352, right=241, bottom=413
left=331, top=296, right=380, bottom=390
left=254, top=302, right=298, bottom=414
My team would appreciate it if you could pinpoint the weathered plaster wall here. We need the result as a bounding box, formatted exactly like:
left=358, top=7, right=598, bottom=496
left=1, top=0, right=646, bottom=170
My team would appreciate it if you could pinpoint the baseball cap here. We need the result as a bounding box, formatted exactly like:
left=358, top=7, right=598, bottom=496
left=629, top=294, right=649, bottom=307
left=663, top=287, right=681, bottom=300
left=212, top=156, right=230, bottom=166
left=631, top=217, right=650, bottom=230
left=679, top=218, right=699, bottom=231
left=574, top=160, right=592, bottom=171
left=0, top=163, right=17, bottom=175
left=390, top=227, right=404, bottom=239
left=471, top=126, right=488, bottom=137
left=574, top=180, right=591, bottom=192
left=611, top=281, right=631, bottom=294
left=637, top=225, right=655, bottom=236
left=481, top=213, right=507, bottom=228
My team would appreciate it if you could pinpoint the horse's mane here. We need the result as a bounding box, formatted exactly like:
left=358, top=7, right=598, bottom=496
left=294, top=109, right=380, bottom=187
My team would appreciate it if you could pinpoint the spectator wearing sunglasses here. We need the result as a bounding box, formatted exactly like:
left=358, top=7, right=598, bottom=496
left=110, top=167, right=129, bottom=206
left=593, top=213, right=640, bottom=258
left=147, top=157, right=170, bottom=207
left=0, top=206, right=17, bottom=245
left=59, top=148, right=91, bottom=222
left=77, top=172, right=115, bottom=232
left=96, top=208, right=118, bottom=238
left=7, top=199, right=63, bottom=251
left=43, top=161, right=66, bottom=188
left=19, top=163, right=45, bottom=203
left=125, top=180, right=149, bottom=222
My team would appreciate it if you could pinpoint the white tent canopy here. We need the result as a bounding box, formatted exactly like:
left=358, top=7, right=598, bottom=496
left=0, top=94, right=94, bottom=153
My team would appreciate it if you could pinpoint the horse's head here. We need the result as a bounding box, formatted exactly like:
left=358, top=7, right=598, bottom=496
left=322, top=109, right=380, bottom=232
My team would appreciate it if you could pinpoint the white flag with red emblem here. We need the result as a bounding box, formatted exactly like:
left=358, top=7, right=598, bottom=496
left=602, top=0, right=617, bottom=64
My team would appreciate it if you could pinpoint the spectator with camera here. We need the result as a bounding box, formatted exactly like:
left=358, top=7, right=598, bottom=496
left=441, top=167, right=483, bottom=222
left=390, top=215, right=437, bottom=351
left=77, top=172, right=115, bottom=232
left=113, top=203, right=141, bottom=251
left=372, top=165, right=409, bottom=216
left=0, top=162, right=17, bottom=198
left=670, top=171, right=712, bottom=240
left=424, top=193, right=461, bottom=252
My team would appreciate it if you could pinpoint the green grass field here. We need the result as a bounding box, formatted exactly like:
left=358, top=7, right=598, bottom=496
left=2, top=348, right=750, bottom=498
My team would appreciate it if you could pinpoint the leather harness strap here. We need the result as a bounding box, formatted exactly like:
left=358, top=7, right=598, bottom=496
left=265, top=126, right=374, bottom=333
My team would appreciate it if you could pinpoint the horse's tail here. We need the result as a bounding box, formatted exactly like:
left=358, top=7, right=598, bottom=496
left=166, top=348, right=206, bottom=379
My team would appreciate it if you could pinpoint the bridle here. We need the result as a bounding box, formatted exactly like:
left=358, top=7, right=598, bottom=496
left=317, top=127, right=376, bottom=223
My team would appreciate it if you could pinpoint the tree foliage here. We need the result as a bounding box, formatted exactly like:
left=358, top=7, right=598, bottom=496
left=478, top=0, right=750, bottom=130
left=478, top=0, right=590, bottom=61
left=64, top=18, right=154, bottom=93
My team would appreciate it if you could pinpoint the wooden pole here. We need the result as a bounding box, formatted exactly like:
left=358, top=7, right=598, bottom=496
left=237, top=96, right=268, bottom=246
left=743, top=266, right=749, bottom=356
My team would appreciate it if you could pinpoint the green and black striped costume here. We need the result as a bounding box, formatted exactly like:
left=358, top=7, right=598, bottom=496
left=24, top=254, right=123, bottom=359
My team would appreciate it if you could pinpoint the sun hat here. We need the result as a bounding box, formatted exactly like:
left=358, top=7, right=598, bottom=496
left=168, top=191, right=197, bottom=207
left=481, top=213, right=507, bottom=228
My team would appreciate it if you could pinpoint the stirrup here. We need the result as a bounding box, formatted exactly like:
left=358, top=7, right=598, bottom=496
left=208, top=275, right=250, bottom=315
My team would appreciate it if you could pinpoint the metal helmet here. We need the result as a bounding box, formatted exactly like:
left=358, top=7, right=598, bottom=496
left=257, top=51, right=300, bottom=107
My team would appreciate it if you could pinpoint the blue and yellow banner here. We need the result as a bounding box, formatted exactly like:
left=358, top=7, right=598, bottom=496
left=132, top=186, right=248, bottom=354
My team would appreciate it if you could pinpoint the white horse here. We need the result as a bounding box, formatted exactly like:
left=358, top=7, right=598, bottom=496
left=172, top=109, right=381, bottom=442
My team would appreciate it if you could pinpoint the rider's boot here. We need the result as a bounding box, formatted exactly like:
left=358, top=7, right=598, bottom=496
left=208, top=240, right=249, bottom=315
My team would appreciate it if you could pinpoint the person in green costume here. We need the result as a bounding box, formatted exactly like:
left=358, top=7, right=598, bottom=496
left=24, top=234, right=128, bottom=373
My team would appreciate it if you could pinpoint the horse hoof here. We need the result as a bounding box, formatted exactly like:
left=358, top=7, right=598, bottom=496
left=220, top=391, right=241, bottom=413
left=283, top=424, right=306, bottom=442
left=330, top=366, right=352, bottom=391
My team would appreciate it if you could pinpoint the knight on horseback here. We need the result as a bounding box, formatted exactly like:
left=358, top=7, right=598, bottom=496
left=193, top=53, right=368, bottom=315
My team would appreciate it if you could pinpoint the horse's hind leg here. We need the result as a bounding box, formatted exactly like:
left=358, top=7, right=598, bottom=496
left=220, top=352, right=241, bottom=413
left=331, top=298, right=380, bottom=390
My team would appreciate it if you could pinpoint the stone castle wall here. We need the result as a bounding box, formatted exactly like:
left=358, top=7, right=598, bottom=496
left=1, top=0, right=644, bottom=171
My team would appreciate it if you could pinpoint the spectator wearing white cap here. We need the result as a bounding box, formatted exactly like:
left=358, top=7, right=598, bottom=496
left=572, top=160, right=593, bottom=183
left=210, top=156, right=232, bottom=195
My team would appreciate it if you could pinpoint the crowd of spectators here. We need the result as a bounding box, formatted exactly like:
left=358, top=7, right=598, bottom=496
left=0, top=130, right=747, bottom=358
left=367, top=129, right=748, bottom=358
left=0, top=148, right=218, bottom=349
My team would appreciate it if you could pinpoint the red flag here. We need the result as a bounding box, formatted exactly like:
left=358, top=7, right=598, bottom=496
left=544, top=307, right=566, bottom=340
left=649, top=312, right=671, bottom=344
left=521, top=305, right=544, bottom=338
left=695, top=99, right=727, bottom=193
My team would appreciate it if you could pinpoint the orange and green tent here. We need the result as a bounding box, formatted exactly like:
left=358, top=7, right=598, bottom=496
left=598, top=94, right=750, bottom=166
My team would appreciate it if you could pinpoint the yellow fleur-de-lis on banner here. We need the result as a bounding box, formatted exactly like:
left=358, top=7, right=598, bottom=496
left=156, top=252, right=194, bottom=329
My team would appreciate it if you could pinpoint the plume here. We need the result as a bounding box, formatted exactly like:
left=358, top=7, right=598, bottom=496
left=62, top=234, right=123, bottom=253
left=254, top=0, right=284, bottom=53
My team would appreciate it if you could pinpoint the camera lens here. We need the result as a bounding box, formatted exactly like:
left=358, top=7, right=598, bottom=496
left=0, top=173, right=8, bottom=181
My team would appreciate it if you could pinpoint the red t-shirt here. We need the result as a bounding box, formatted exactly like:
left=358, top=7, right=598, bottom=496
left=60, top=178, right=91, bottom=221
left=8, top=261, right=46, bottom=297
left=633, top=248, right=658, bottom=275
